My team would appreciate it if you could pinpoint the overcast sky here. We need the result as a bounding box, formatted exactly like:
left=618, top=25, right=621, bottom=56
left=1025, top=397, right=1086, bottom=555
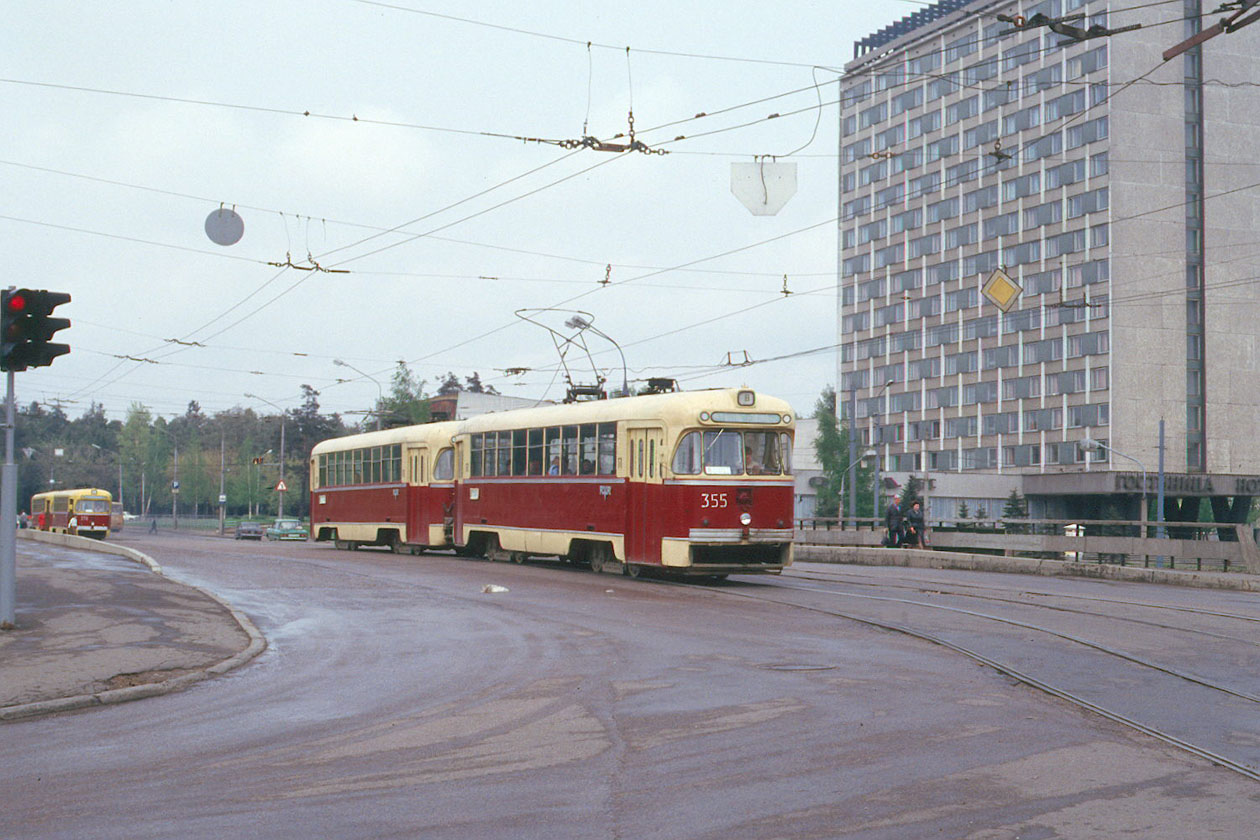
left=5, top=0, right=925, bottom=424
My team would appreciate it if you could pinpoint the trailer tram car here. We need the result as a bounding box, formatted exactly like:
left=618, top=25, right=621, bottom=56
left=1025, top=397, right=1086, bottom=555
left=309, top=388, right=795, bottom=577
left=310, top=421, right=462, bottom=553
left=30, top=488, right=114, bottom=539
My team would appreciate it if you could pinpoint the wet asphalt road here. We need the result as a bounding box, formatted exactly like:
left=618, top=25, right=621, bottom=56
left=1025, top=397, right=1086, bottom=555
left=3, top=532, right=1259, bottom=839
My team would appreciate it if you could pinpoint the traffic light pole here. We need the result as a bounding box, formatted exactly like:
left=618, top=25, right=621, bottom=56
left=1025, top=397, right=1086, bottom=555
left=2, top=369, right=17, bottom=627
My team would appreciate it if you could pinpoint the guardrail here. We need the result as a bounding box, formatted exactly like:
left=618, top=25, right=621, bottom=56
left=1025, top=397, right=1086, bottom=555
left=794, top=517, right=1260, bottom=574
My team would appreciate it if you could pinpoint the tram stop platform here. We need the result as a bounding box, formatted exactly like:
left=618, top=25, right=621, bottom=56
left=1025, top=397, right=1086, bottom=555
left=0, top=530, right=264, bottom=722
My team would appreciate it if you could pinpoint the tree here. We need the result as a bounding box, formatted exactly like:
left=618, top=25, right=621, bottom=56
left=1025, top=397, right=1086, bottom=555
left=118, top=403, right=158, bottom=515
left=1002, top=490, right=1028, bottom=519
left=465, top=371, right=498, bottom=395
left=811, top=387, right=873, bottom=521
left=436, top=372, right=462, bottom=395
left=901, top=474, right=923, bottom=510
left=957, top=501, right=970, bottom=522
left=376, top=362, right=430, bottom=428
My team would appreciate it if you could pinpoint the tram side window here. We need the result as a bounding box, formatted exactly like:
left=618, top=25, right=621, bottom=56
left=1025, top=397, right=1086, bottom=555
left=470, top=434, right=483, bottom=477
left=672, top=431, right=702, bottom=475
left=579, top=424, right=598, bottom=475
left=318, top=457, right=327, bottom=488
left=562, top=425, right=579, bottom=475
left=54, top=496, right=69, bottom=513
left=434, top=448, right=454, bottom=480
left=528, top=429, right=544, bottom=475
left=512, top=430, right=529, bottom=476
left=370, top=447, right=381, bottom=483
left=497, top=431, right=513, bottom=476
left=545, top=427, right=562, bottom=474
left=598, top=423, right=616, bottom=475
left=352, top=450, right=364, bottom=484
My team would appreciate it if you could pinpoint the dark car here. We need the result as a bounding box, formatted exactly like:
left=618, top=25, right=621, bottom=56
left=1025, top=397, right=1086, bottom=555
left=235, top=521, right=264, bottom=540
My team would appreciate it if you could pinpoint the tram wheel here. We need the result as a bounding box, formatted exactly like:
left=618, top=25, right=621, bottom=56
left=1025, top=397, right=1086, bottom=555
left=588, top=545, right=606, bottom=574
left=625, top=563, right=643, bottom=579
left=334, top=539, right=348, bottom=550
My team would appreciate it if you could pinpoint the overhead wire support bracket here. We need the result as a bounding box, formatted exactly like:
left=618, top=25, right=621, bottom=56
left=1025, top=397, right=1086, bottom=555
left=266, top=252, right=351, bottom=273
left=1163, top=0, right=1260, bottom=60
left=997, top=12, right=1141, bottom=42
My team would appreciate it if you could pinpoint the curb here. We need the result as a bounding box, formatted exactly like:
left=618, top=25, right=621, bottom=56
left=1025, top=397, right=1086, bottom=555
left=795, top=543, right=1260, bottom=592
left=2, top=531, right=267, bottom=722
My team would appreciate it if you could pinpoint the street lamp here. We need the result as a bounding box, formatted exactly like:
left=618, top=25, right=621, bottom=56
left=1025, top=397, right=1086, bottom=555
left=1081, top=436, right=1150, bottom=535
left=89, top=443, right=123, bottom=509
left=871, top=379, right=895, bottom=521
left=245, top=394, right=287, bottom=518
left=844, top=447, right=876, bottom=526
left=565, top=315, right=628, bottom=397
left=334, top=359, right=384, bottom=430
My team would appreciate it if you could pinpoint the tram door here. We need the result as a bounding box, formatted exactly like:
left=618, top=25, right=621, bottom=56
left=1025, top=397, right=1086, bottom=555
left=625, top=426, right=665, bottom=564
left=406, top=446, right=428, bottom=546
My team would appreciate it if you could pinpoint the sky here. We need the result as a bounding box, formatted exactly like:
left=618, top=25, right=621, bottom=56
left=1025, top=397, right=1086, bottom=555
left=4, top=0, right=928, bottom=425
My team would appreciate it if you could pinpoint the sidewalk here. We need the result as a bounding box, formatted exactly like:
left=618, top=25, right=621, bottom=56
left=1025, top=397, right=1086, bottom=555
left=0, top=531, right=264, bottom=721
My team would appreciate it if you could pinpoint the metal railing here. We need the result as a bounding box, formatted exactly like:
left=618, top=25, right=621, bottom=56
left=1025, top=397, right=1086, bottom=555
left=795, top=516, right=1260, bottom=574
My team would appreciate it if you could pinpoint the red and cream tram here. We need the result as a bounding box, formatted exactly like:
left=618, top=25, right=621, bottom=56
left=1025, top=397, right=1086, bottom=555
left=30, top=488, right=114, bottom=539
left=310, top=388, right=795, bottom=577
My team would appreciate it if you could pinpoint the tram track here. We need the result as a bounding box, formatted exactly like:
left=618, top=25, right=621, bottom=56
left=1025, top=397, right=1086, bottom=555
left=707, top=571, right=1260, bottom=784
left=786, top=566, right=1260, bottom=626
left=784, top=568, right=1260, bottom=645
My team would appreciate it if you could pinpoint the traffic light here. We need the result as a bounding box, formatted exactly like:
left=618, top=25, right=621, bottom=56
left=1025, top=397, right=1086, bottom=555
left=1, top=288, right=71, bottom=372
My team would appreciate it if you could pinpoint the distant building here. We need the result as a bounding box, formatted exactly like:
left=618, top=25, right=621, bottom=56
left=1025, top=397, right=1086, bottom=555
left=837, top=0, right=1260, bottom=524
left=428, top=391, right=550, bottom=422
left=792, top=417, right=823, bottom=520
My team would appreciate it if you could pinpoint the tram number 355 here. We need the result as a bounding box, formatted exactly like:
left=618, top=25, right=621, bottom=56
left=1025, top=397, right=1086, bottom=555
left=700, top=492, right=729, bottom=508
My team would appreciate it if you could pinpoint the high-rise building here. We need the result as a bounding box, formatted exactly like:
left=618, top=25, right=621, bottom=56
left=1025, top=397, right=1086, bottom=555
left=837, top=0, right=1260, bottom=524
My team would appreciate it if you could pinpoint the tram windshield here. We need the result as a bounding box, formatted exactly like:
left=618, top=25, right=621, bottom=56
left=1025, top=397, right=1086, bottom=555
left=672, top=429, right=792, bottom=476
left=76, top=498, right=110, bottom=513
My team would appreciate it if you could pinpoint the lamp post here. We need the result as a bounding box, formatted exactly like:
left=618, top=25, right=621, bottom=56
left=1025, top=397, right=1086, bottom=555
left=565, top=315, right=628, bottom=397
left=245, top=394, right=287, bottom=518
left=845, top=448, right=876, bottom=527
left=1081, top=436, right=1150, bottom=535
left=334, top=359, right=384, bottom=430
left=88, top=443, right=123, bottom=508
left=871, top=379, right=895, bottom=522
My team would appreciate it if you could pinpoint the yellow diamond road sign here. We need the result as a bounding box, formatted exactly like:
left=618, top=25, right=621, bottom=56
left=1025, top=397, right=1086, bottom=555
left=982, top=268, right=1022, bottom=312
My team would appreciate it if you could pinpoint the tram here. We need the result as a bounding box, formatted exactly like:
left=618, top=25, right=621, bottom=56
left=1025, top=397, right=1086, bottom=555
left=310, top=388, right=795, bottom=577
left=30, top=487, right=114, bottom=539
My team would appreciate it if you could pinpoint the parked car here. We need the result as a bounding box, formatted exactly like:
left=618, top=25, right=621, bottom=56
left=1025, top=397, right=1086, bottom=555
left=265, top=518, right=309, bottom=541
left=235, top=521, right=264, bottom=540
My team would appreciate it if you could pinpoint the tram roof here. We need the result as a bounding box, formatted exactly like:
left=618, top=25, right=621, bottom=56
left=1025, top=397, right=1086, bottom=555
left=31, top=487, right=113, bottom=500
left=311, top=389, right=794, bottom=456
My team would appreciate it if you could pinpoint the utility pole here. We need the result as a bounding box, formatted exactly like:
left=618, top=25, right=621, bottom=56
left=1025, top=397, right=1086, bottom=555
left=846, top=387, right=857, bottom=528
left=218, top=433, right=226, bottom=536
left=2, top=369, right=16, bottom=627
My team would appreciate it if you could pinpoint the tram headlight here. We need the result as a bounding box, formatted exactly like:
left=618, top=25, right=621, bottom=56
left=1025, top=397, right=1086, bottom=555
left=699, top=412, right=710, bottom=422
left=782, top=413, right=792, bottom=424
left=740, top=512, right=752, bottom=526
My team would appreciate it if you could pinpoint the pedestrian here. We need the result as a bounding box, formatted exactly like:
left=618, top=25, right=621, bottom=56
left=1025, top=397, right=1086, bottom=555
left=19, top=511, right=28, bottom=529
left=904, top=501, right=926, bottom=548
left=149, top=517, right=158, bottom=534
left=883, top=495, right=904, bottom=547
left=37, top=510, right=45, bottom=530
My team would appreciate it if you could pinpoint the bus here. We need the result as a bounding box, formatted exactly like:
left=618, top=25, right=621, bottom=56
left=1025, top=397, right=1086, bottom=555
left=310, top=388, right=795, bottom=577
left=30, top=488, right=114, bottom=539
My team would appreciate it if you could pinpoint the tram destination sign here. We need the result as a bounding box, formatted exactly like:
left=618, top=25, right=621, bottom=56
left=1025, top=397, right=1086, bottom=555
left=1114, top=472, right=1260, bottom=496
